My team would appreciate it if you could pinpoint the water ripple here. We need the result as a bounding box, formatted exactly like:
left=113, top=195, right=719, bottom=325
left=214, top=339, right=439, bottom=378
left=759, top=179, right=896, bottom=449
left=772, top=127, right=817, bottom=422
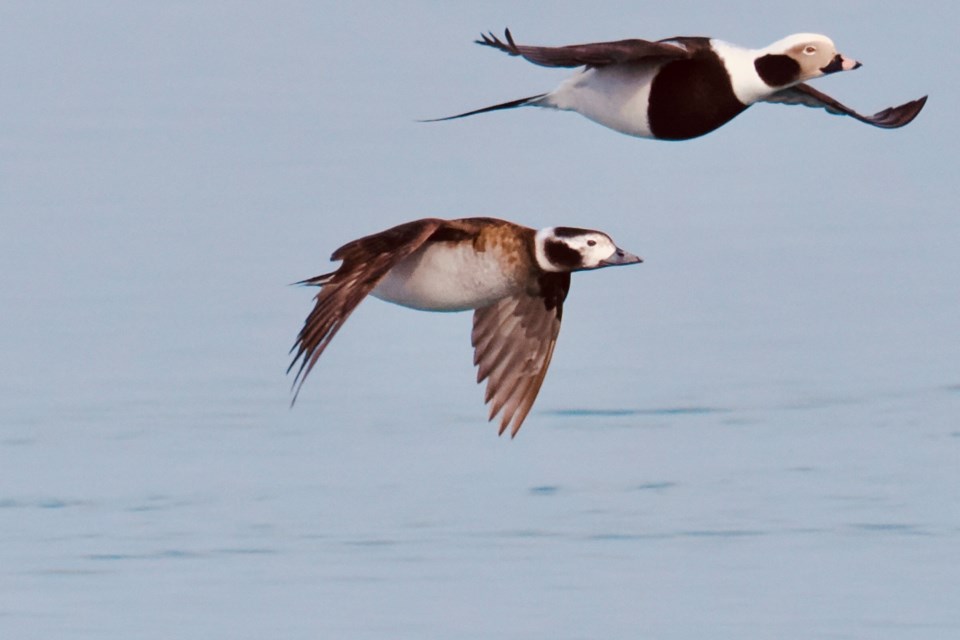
left=546, top=406, right=727, bottom=417
left=631, top=481, right=677, bottom=491
left=849, top=523, right=930, bottom=535
left=529, top=485, right=561, bottom=496
left=0, top=497, right=86, bottom=510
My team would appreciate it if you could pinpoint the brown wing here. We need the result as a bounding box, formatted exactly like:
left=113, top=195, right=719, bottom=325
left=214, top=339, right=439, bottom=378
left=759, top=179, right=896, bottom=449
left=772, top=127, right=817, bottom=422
left=288, top=218, right=445, bottom=402
left=477, top=28, right=690, bottom=68
left=763, top=83, right=927, bottom=129
left=471, top=273, right=571, bottom=437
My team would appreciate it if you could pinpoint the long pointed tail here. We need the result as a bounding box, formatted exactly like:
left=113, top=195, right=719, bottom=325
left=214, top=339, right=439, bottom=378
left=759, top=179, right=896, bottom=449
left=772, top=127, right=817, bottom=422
left=420, top=93, right=547, bottom=122
left=293, top=272, right=335, bottom=287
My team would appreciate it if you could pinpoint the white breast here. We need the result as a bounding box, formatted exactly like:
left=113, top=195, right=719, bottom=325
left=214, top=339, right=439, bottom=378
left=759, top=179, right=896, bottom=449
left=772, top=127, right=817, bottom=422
left=371, top=242, right=523, bottom=312
left=542, top=63, right=663, bottom=138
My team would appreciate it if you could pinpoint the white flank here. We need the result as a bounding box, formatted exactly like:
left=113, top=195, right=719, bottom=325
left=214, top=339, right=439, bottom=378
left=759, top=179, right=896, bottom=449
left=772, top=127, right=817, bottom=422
left=540, top=64, right=662, bottom=138
left=372, top=242, right=519, bottom=312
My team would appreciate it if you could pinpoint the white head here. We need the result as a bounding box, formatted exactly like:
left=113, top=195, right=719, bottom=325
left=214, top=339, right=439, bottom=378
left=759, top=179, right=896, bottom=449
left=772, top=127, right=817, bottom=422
left=534, top=227, right=642, bottom=273
left=756, top=33, right=861, bottom=88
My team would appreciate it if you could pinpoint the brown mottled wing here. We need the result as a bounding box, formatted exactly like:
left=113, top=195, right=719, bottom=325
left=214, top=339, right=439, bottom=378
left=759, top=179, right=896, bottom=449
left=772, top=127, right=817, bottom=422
left=476, top=28, right=690, bottom=68
left=763, top=83, right=928, bottom=129
left=471, top=272, right=571, bottom=437
left=288, top=218, right=445, bottom=402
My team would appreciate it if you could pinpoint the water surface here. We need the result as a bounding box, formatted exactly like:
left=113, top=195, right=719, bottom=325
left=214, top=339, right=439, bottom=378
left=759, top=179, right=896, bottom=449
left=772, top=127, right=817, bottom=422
left=1, top=3, right=958, bottom=639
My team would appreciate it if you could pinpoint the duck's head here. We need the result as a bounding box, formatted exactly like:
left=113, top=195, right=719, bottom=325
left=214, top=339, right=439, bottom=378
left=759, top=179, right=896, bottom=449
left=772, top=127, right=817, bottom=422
left=534, top=227, right=642, bottom=273
left=756, top=33, right=861, bottom=87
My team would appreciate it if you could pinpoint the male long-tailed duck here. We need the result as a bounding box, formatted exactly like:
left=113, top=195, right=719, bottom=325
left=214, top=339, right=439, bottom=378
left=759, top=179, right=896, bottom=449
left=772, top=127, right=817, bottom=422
left=289, top=217, right=641, bottom=437
left=430, top=29, right=927, bottom=140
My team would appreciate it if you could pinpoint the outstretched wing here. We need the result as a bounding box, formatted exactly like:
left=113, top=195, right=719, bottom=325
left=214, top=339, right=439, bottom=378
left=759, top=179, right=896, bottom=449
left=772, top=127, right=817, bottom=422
left=476, top=28, right=690, bottom=68
left=471, top=273, right=571, bottom=437
left=288, top=218, right=445, bottom=401
left=763, top=83, right=927, bottom=129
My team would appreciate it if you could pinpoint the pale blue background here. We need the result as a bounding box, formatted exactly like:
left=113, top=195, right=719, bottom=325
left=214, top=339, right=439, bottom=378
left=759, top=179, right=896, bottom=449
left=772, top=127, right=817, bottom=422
left=1, top=2, right=957, bottom=638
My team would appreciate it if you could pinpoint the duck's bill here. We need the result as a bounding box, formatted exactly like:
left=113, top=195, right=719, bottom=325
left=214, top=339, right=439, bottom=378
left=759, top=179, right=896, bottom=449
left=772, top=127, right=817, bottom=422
left=821, top=53, right=861, bottom=74
left=599, top=249, right=643, bottom=267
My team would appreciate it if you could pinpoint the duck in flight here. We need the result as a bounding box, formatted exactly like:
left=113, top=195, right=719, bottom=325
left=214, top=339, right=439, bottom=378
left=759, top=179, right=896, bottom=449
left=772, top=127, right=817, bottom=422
left=429, top=29, right=927, bottom=140
left=289, top=217, right=642, bottom=437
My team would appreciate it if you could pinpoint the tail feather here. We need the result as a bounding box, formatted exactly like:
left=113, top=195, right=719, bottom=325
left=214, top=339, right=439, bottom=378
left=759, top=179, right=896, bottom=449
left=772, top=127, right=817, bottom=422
left=420, top=94, right=547, bottom=122
left=293, top=272, right=336, bottom=287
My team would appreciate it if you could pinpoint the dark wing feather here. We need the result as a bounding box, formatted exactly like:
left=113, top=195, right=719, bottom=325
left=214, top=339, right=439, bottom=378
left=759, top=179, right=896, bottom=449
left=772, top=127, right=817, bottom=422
left=288, top=218, right=445, bottom=402
left=471, top=273, right=570, bottom=437
left=476, top=28, right=689, bottom=68
left=763, top=83, right=927, bottom=129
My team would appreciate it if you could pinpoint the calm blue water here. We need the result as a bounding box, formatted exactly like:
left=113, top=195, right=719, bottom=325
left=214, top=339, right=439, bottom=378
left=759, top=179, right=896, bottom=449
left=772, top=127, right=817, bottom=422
left=2, top=3, right=958, bottom=639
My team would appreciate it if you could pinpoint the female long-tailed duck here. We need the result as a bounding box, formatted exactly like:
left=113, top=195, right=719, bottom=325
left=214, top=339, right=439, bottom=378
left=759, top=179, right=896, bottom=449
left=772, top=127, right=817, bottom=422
left=288, top=217, right=641, bottom=437
left=430, top=29, right=927, bottom=140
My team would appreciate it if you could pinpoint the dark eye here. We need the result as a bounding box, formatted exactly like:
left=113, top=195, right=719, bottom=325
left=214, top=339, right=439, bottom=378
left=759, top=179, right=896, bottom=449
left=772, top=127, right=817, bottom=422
left=587, top=240, right=596, bottom=247
left=803, top=45, right=817, bottom=55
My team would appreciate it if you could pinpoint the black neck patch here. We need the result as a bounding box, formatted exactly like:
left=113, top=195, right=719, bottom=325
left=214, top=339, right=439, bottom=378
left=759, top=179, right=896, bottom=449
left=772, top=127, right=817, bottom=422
left=754, top=54, right=801, bottom=87
left=544, top=239, right=582, bottom=270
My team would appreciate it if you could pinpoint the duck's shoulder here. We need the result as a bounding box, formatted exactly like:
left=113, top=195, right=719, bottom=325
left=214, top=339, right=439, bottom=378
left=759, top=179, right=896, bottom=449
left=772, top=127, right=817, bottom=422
left=657, top=36, right=715, bottom=55
left=432, top=217, right=533, bottom=254
left=331, top=218, right=445, bottom=262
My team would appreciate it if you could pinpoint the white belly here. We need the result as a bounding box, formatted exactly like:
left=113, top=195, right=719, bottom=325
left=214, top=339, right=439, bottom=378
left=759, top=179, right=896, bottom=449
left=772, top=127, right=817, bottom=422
left=371, top=243, right=522, bottom=312
left=543, top=64, right=662, bottom=138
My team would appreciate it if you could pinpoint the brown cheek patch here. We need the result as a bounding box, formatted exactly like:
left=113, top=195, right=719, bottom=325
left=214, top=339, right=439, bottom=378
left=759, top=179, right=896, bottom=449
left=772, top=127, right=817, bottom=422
left=544, top=240, right=582, bottom=270
left=754, top=54, right=801, bottom=87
